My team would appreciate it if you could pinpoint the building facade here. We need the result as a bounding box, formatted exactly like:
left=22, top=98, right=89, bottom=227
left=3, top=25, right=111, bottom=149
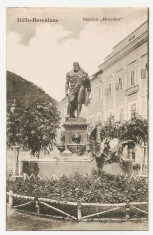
left=58, top=20, right=148, bottom=127
left=57, top=21, right=148, bottom=171
left=98, top=20, right=148, bottom=123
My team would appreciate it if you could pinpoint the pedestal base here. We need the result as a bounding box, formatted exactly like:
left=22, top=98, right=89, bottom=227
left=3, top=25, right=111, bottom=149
left=63, top=117, right=89, bottom=156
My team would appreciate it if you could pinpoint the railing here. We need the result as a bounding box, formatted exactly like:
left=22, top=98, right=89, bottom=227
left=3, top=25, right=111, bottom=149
left=7, top=190, right=148, bottom=222
left=9, top=172, right=148, bottom=182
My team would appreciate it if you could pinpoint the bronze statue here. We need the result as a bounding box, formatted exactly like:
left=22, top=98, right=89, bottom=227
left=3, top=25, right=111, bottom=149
left=65, top=62, right=91, bottom=118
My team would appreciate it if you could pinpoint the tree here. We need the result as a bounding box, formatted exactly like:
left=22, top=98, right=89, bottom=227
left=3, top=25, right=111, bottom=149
left=119, top=113, right=148, bottom=146
left=97, top=114, right=148, bottom=172
left=119, top=113, right=148, bottom=174
left=7, top=98, right=61, bottom=157
left=100, top=116, right=121, bottom=140
left=100, top=113, right=148, bottom=147
left=7, top=107, right=23, bottom=148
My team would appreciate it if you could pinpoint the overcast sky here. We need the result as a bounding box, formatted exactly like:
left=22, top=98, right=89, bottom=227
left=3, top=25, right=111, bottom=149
left=7, top=8, right=148, bottom=101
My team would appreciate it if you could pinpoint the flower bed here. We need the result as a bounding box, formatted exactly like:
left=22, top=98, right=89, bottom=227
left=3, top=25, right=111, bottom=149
left=7, top=170, right=148, bottom=204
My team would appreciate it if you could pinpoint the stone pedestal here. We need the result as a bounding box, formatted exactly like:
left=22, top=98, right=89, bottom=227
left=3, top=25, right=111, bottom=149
left=62, top=117, right=89, bottom=156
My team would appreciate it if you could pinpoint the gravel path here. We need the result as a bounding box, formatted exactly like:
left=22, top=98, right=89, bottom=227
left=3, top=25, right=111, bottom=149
left=6, top=207, right=148, bottom=231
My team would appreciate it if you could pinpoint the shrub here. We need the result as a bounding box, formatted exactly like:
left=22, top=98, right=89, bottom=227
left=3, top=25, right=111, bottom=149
left=7, top=170, right=148, bottom=204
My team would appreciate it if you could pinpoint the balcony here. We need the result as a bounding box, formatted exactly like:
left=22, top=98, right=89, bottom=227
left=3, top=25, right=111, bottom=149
left=125, top=85, right=139, bottom=96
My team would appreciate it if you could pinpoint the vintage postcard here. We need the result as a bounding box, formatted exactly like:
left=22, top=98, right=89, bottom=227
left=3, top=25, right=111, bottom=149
left=6, top=7, right=149, bottom=231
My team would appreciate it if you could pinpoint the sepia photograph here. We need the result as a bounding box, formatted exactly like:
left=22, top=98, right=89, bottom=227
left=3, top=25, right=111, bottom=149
left=6, top=7, right=149, bottom=231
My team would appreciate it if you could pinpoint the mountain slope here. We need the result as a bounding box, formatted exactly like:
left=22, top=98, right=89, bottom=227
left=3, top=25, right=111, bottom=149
left=7, top=71, right=57, bottom=110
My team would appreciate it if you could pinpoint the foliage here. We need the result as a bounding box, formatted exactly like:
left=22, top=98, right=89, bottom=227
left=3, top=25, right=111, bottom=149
left=7, top=108, right=23, bottom=147
left=100, top=116, right=121, bottom=140
left=95, top=154, right=105, bottom=174
left=7, top=170, right=148, bottom=203
left=119, top=113, right=148, bottom=146
left=100, top=114, right=148, bottom=146
left=133, top=162, right=141, bottom=173
left=22, top=162, right=39, bottom=176
left=7, top=98, right=61, bottom=157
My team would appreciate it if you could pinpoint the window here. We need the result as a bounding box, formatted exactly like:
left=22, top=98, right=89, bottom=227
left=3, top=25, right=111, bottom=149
left=108, top=83, right=112, bottom=94
left=119, top=78, right=123, bottom=90
left=130, top=70, right=135, bottom=86
left=105, top=83, right=112, bottom=96
left=128, top=101, right=137, bottom=119
left=141, top=69, right=146, bottom=79
left=131, top=103, right=136, bottom=116
left=116, top=78, right=123, bottom=92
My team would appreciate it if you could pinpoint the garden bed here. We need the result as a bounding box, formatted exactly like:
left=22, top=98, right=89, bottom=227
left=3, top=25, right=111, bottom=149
left=7, top=170, right=148, bottom=204
left=6, top=170, right=148, bottom=221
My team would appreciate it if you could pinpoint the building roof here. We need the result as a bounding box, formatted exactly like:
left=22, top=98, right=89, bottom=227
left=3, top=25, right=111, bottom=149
left=98, top=20, right=148, bottom=69
left=90, top=69, right=103, bottom=82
